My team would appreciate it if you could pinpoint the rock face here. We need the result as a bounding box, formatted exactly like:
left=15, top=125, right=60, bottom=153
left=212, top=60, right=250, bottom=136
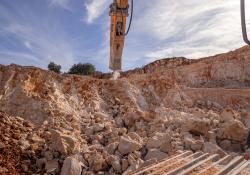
left=1, top=46, right=250, bottom=174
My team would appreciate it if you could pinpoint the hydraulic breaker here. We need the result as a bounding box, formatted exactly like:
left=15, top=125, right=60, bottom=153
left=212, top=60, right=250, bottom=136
left=109, top=0, right=129, bottom=71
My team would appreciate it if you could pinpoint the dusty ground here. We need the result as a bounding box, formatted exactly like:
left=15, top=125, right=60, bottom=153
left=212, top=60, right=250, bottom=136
left=0, top=46, right=250, bottom=174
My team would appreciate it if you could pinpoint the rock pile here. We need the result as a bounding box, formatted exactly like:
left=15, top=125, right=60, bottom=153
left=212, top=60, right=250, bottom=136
left=0, top=46, right=250, bottom=174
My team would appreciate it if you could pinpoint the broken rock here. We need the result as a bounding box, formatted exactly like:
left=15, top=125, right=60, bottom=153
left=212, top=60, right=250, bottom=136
left=220, top=109, right=236, bottom=122
left=146, top=132, right=171, bottom=150
left=218, top=119, right=248, bottom=143
left=46, top=159, right=60, bottom=174
left=203, top=142, right=226, bottom=157
left=61, top=155, right=84, bottom=175
left=104, top=142, right=119, bottom=154
left=50, top=129, right=80, bottom=154
left=118, top=133, right=143, bottom=155
left=144, top=149, right=168, bottom=161
left=182, top=118, right=211, bottom=137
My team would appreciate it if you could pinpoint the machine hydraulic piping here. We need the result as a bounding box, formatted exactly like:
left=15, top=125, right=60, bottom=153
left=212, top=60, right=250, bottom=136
left=241, top=0, right=250, bottom=45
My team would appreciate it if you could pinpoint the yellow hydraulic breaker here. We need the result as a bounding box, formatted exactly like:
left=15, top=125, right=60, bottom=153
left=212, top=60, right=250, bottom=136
left=109, top=0, right=130, bottom=71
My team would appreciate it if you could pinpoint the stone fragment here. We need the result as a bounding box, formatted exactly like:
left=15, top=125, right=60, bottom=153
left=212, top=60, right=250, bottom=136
left=104, top=142, right=119, bottom=154
left=203, top=142, right=226, bottom=157
left=220, top=109, right=235, bottom=122
left=44, top=151, right=54, bottom=161
left=93, top=123, right=104, bottom=132
left=183, top=133, right=194, bottom=149
left=122, top=159, right=129, bottom=172
left=128, top=153, right=137, bottom=165
left=61, top=155, right=84, bottom=175
left=50, top=129, right=80, bottom=154
left=146, top=133, right=171, bottom=150
left=36, top=158, right=47, bottom=169
left=106, top=155, right=122, bottom=173
left=218, top=119, right=248, bottom=143
left=182, top=118, right=211, bottom=137
left=115, top=117, right=124, bottom=127
left=207, top=131, right=216, bottom=144
left=118, top=133, right=143, bottom=155
left=190, top=140, right=204, bottom=152
left=46, top=159, right=60, bottom=174
left=0, top=142, right=5, bottom=150
left=144, top=149, right=168, bottom=161
left=241, top=112, right=250, bottom=128
left=219, top=140, right=232, bottom=151
left=85, top=126, right=94, bottom=136
left=244, top=148, right=250, bottom=160
left=21, top=164, right=29, bottom=172
left=29, top=133, right=45, bottom=144
left=88, top=153, right=106, bottom=173
left=123, top=159, right=143, bottom=175
left=19, top=139, right=30, bottom=151
left=23, top=120, right=33, bottom=128
left=0, top=167, right=8, bottom=173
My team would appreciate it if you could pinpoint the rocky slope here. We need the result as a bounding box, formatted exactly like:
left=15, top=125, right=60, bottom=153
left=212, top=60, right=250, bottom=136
left=0, top=46, right=250, bottom=175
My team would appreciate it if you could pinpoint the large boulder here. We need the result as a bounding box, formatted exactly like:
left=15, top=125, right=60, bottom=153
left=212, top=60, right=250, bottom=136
left=146, top=133, right=171, bottom=150
left=118, top=133, right=143, bottom=155
left=217, top=119, right=248, bottom=143
left=61, top=155, right=84, bottom=175
left=220, top=109, right=236, bottom=122
left=87, top=153, right=107, bottom=173
left=50, top=129, right=80, bottom=155
left=182, top=118, right=211, bottom=137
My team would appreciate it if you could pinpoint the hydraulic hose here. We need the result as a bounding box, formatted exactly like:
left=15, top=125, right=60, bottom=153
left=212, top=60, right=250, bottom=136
left=125, top=0, right=133, bottom=36
left=241, top=0, right=250, bottom=45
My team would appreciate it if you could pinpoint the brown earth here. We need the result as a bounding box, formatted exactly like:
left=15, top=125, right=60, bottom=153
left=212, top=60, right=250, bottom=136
left=0, top=46, right=250, bottom=174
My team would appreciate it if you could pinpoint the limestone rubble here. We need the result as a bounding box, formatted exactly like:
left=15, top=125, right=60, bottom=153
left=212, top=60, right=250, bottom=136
left=1, top=46, right=250, bottom=174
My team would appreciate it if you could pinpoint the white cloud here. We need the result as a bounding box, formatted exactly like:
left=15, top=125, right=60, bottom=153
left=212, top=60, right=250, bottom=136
left=24, top=41, right=32, bottom=49
left=48, top=0, right=71, bottom=10
left=3, top=23, right=76, bottom=69
left=0, top=51, right=40, bottom=62
left=85, top=0, right=112, bottom=23
left=122, top=0, right=246, bottom=65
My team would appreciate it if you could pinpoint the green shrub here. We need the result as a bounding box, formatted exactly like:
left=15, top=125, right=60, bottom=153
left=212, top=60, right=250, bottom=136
left=68, top=63, right=96, bottom=75
left=48, top=62, right=61, bottom=74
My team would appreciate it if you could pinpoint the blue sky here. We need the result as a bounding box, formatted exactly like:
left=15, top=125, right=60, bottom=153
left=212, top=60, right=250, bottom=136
left=0, top=0, right=248, bottom=72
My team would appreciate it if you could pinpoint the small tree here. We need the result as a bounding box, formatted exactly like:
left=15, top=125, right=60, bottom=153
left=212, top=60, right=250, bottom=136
left=68, top=63, right=96, bottom=75
left=48, top=62, right=61, bottom=74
